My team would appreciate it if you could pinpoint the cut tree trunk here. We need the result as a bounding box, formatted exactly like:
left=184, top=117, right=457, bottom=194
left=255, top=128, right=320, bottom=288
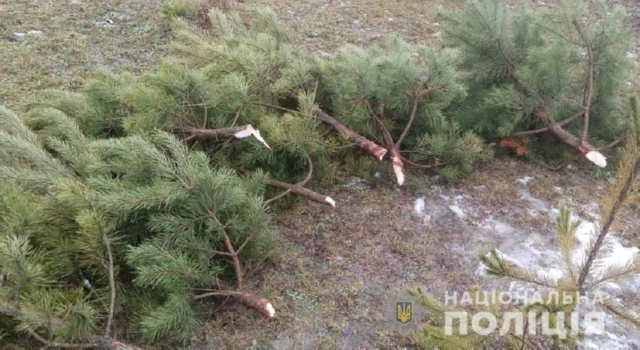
left=264, top=178, right=336, bottom=207
left=313, top=108, right=388, bottom=161
left=172, top=125, right=271, bottom=149
left=547, top=122, right=606, bottom=167
left=237, top=291, right=276, bottom=318
left=193, top=290, right=276, bottom=318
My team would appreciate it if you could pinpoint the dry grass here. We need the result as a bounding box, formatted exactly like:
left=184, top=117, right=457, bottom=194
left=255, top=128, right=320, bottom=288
left=243, top=0, right=451, bottom=53
left=0, top=0, right=170, bottom=109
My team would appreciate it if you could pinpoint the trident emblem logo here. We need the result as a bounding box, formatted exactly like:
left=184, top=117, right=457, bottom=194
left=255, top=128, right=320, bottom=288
left=396, top=302, right=412, bottom=324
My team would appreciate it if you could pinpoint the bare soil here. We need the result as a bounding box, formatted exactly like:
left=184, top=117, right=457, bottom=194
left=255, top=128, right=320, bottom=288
left=192, top=156, right=640, bottom=349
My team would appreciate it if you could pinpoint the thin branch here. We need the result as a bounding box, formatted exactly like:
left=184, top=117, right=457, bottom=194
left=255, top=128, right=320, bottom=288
left=24, top=327, right=96, bottom=349
left=401, top=155, right=438, bottom=169
left=252, top=101, right=388, bottom=160
left=102, top=234, right=115, bottom=338
left=193, top=290, right=275, bottom=318
left=192, top=290, right=245, bottom=300
left=574, top=19, right=594, bottom=145
left=264, top=151, right=314, bottom=206
left=313, top=107, right=388, bottom=161
left=511, top=109, right=585, bottom=137
left=597, top=133, right=627, bottom=151
left=396, top=85, right=434, bottom=147
left=366, top=100, right=394, bottom=149
left=264, top=178, right=336, bottom=208
left=221, top=228, right=243, bottom=289
left=577, top=156, right=640, bottom=290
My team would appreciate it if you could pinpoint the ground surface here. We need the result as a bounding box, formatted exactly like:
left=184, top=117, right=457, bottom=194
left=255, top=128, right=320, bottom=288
left=2, top=0, right=640, bottom=349
left=0, top=0, right=170, bottom=109
left=194, top=159, right=640, bottom=349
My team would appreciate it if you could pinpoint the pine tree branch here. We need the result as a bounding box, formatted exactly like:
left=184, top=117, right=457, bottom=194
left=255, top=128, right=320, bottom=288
left=264, top=151, right=313, bottom=206
left=401, top=155, right=437, bottom=169
left=313, top=107, right=388, bottom=161
left=103, top=233, right=116, bottom=338
left=396, top=83, right=435, bottom=147
left=172, top=125, right=271, bottom=149
left=587, top=264, right=640, bottom=289
left=253, top=101, right=388, bottom=161
left=2, top=300, right=139, bottom=349
left=24, top=326, right=96, bottom=349
left=221, top=227, right=244, bottom=289
left=598, top=133, right=627, bottom=151
left=511, top=109, right=585, bottom=137
left=264, top=177, right=336, bottom=208
left=603, top=302, right=640, bottom=328
left=573, top=19, right=594, bottom=145
left=193, top=290, right=275, bottom=318
left=577, top=156, right=640, bottom=290
left=495, top=28, right=610, bottom=164
left=367, top=101, right=404, bottom=185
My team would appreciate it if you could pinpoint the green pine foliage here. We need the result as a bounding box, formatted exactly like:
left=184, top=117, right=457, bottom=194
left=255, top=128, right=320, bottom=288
left=318, top=39, right=492, bottom=181
left=0, top=105, right=275, bottom=343
left=443, top=0, right=634, bottom=145
left=2, top=0, right=636, bottom=346
left=412, top=96, right=640, bottom=349
left=40, top=8, right=330, bottom=189
left=37, top=6, right=490, bottom=186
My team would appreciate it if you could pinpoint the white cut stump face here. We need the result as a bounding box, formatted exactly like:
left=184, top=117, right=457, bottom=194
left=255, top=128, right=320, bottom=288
left=585, top=151, right=606, bottom=168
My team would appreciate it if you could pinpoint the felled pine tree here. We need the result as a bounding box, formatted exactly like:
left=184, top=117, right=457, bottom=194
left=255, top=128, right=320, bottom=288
left=442, top=0, right=634, bottom=167
left=84, top=5, right=488, bottom=186
left=41, top=7, right=338, bottom=207
left=0, top=105, right=276, bottom=345
left=412, top=97, right=640, bottom=349
left=318, top=39, right=492, bottom=183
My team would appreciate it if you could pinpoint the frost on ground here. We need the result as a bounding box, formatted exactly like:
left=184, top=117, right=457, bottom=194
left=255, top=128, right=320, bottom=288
left=197, top=159, right=640, bottom=349
left=413, top=172, right=640, bottom=349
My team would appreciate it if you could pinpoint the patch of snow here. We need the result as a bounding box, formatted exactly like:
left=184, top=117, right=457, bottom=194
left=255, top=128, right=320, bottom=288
left=449, top=204, right=466, bottom=218
left=536, top=267, right=564, bottom=283
left=572, top=221, right=597, bottom=266
left=594, top=240, right=639, bottom=275
left=413, top=197, right=425, bottom=216
left=519, top=190, right=548, bottom=212
left=516, top=176, right=534, bottom=185
left=492, top=220, right=514, bottom=235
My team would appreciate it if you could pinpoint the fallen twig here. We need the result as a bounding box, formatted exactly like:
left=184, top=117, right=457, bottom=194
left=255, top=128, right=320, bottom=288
left=264, top=177, right=336, bottom=208
left=264, top=151, right=314, bottom=206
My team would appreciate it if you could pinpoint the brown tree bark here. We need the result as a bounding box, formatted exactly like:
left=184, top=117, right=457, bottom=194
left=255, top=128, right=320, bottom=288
left=172, top=125, right=271, bottom=149
left=264, top=178, right=336, bottom=207
left=313, top=108, right=388, bottom=161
